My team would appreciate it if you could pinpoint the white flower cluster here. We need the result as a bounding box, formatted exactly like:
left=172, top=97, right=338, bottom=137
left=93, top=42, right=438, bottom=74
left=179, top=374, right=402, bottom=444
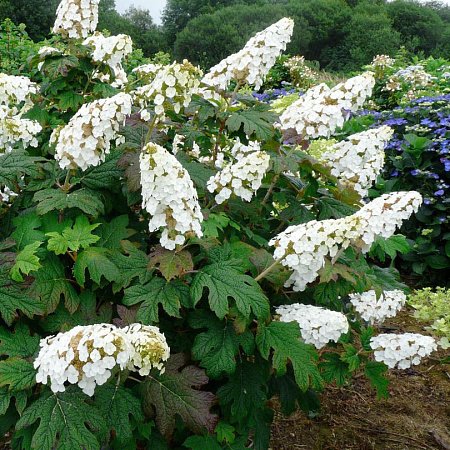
left=52, top=92, right=132, bottom=170
left=53, top=0, right=100, bottom=39
left=0, top=115, right=42, bottom=153
left=349, top=289, right=406, bottom=324
left=280, top=72, right=375, bottom=140
left=140, top=142, right=203, bottom=250
left=34, top=323, right=170, bottom=396
left=207, top=140, right=270, bottom=204
left=269, top=191, right=422, bottom=291
left=125, top=324, right=170, bottom=375
left=83, top=32, right=132, bottom=87
left=0, top=73, right=37, bottom=112
left=370, top=333, right=437, bottom=369
left=276, top=303, right=349, bottom=349
left=355, top=191, right=422, bottom=252
left=369, top=54, right=395, bottom=74
left=0, top=185, right=19, bottom=204
left=283, top=55, right=317, bottom=88
left=133, top=60, right=202, bottom=123
left=202, top=17, right=294, bottom=92
left=322, top=126, right=394, bottom=197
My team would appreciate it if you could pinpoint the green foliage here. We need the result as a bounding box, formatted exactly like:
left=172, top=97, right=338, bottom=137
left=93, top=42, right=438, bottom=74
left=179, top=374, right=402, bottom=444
left=139, top=354, right=219, bottom=438
left=10, top=241, right=42, bottom=282
left=16, top=387, right=107, bottom=450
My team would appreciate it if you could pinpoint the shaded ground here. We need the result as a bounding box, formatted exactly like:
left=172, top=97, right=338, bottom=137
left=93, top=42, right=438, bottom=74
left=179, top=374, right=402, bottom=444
left=270, top=308, right=450, bottom=450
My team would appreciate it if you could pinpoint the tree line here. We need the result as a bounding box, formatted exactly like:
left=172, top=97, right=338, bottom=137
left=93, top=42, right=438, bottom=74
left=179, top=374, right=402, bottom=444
left=2, top=0, right=450, bottom=72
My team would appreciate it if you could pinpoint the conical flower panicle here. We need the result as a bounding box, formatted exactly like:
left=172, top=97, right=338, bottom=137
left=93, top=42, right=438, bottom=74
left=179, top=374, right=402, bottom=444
left=53, top=0, right=100, bottom=39
left=140, top=142, right=203, bottom=250
left=202, top=17, right=294, bottom=92
left=52, top=92, right=132, bottom=170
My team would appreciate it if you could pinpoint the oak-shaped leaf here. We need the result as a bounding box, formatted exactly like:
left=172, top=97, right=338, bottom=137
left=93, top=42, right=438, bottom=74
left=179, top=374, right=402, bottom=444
left=81, top=151, right=124, bottom=191
left=365, top=361, right=389, bottom=399
left=191, top=260, right=269, bottom=320
left=33, top=188, right=104, bottom=217
left=319, top=353, right=351, bottom=387
left=73, top=247, right=120, bottom=287
left=0, top=266, right=44, bottom=325
left=0, top=322, right=39, bottom=358
left=123, top=278, right=190, bottom=324
left=0, top=152, right=44, bottom=189
left=249, top=248, right=290, bottom=290
left=140, top=353, right=218, bottom=438
left=217, top=359, right=268, bottom=424
left=46, top=215, right=100, bottom=255
left=10, top=241, right=42, bottom=282
left=32, top=254, right=79, bottom=314
left=189, top=310, right=254, bottom=378
left=256, top=321, right=322, bottom=391
left=148, top=248, right=193, bottom=282
left=0, top=357, right=36, bottom=391
left=107, top=240, right=150, bottom=292
left=10, top=213, right=45, bottom=251
left=93, top=215, right=130, bottom=249
left=16, top=387, right=107, bottom=450
left=94, top=384, right=144, bottom=446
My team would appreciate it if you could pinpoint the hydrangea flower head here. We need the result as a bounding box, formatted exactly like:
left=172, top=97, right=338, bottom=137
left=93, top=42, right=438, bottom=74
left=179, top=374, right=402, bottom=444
left=202, top=17, right=294, bottom=92
left=280, top=72, right=375, bottom=140
left=207, top=140, right=270, bottom=204
left=52, top=92, right=132, bottom=170
left=276, top=303, right=349, bottom=349
left=140, top=142, right=203, bottom=250
left=53, top=0, right=100, bottom=39
left=370, top=333, right=437, bottom=369
left=349, top=289, right=406, bottom=324
left=133, top=60, right=203, bottom=123
left=321, top=126, right=394, bottom=197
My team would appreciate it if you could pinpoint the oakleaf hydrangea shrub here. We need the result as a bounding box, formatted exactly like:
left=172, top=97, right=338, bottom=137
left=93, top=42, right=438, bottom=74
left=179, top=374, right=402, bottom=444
left=0, top=4, right=440, bottom=448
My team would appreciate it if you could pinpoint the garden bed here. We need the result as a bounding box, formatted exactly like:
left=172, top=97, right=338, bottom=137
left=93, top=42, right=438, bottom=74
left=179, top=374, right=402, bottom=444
left=270, top=308, right=450, bottom=450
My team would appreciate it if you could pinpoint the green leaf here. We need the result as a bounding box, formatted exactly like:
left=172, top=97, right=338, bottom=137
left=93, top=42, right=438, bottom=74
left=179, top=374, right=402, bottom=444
left=32, top=254, right=79, bottom=314
left=360, top=327, right=373, bottom=351
left=0, top=322, right=39, bottom=358
left=108, top=241, right=150, bottom=292
left=94, top=384, right=144, bottom=446
left=217, top=359, right=268, bottom=424
left=365, top=361, right=389, bottom=399
left=215, top=421, right=235, bottom=444
left=47, top=215, right=100, bottom=255
left=319, top=353, right=351, bottom=387
left=0, top=152, right=44, bottom=189
left=81, top=151, right=123, bottom=191
left=149, top=248, right=193, bottom=282
left=0, top=386, right=12, bottom=415
left=11, top=213, right=45, bottom=251
left=73, top=247, right=120, bottom=287
left=369, top=235, right=411, bottom=263
left=140, top=353, right=218, bottom=438
left=0, top=358, right=36, bottom=391
left=40, top=55, right=79, bottom=78
left=177, top=154, right=216, bottom=191
left=225, top=104, right=277, bottom=140
left=202, top=213, right=233, bottom=239
left=424, top=254, right=450, bottom=269
left=191, top=260, right=269, bottom=320
left=317, top=197, right=357, bottom=220
left=16, top=387, right=107, bottom=450
left=0, top=267, right=44, bottom=325
left=184, top=435, right=221, bottom=450
left=256, top=321, right=322, bottom=391
left=94, top=215, right=129, bottom=249
left=123, top=278, right=189, bottom=324
left=341, top=344, right=361, bottom=371
left=33, top=188, right=104, bottom=217
left=58, top=90, right=84, bottom=111
left=10, top=241, right=42, bottom=282
left=189, top=311, right=253, bottom=378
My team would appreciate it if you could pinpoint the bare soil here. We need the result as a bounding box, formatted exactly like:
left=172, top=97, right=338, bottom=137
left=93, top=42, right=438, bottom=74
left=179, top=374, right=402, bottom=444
left=270, top=308, right=450, bottom=450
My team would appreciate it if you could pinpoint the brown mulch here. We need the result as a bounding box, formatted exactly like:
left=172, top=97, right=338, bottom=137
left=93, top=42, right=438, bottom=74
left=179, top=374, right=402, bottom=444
left=270, top=308, right=450, bottom=450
